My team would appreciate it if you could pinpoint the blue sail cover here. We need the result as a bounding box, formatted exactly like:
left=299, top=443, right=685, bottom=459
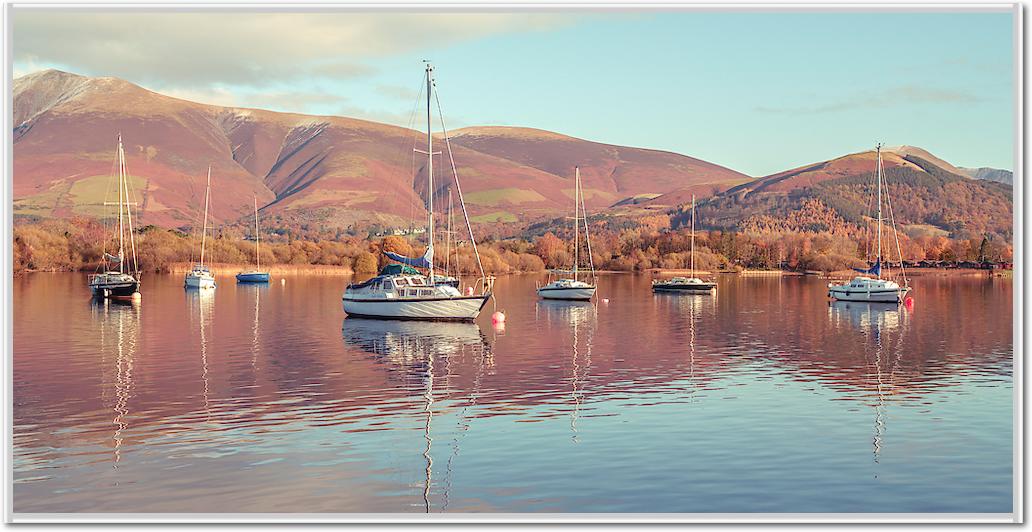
left=853, top=259, right=881, bottom=276
left=384, top=245, right=434, bottom=270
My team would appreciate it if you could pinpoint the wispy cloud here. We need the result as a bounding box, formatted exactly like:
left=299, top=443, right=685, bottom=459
left=12, top=11, right=565, bottom=91
left=755, top=85, right=982, bottom=114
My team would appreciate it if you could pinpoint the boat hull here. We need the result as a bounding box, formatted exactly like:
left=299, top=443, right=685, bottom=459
left=185, top=275, right=216, bottom=289
left=829, top=286, right=909, bottom=303
left=236, top=272, right=270, bottom=283
left=90, top=280, right=140, bottom=300
left=652, top=283, right=716, bottom=293
left=537, top=286, right=596, bottom=301
left=342, top=294, right=491, bottom=321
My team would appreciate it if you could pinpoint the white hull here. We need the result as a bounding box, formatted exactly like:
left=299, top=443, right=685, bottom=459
left=828, top=286, right=907, bottom=303
left=538, top=286, right=596, bottom=301
left=185, top=274, right=216, bottom=289
left=343, top=295, right=489, bottom=321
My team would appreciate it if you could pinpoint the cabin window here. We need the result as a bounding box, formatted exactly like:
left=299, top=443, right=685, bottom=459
left=372, top=281, right=381, bottom=290
left=412, top=277, right=425, bottom=286
left=420, top=289, right=432, bottom=297
left=396, top=279, right=408, bottom=287
left=382, top=280, right=394, bottom=290
left=406, top=289, right=416, bottom=297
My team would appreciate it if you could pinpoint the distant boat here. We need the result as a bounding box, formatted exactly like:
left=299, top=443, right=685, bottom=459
left=185, top=166, right=217, bottom=289
left=652, top=195, right=716, bottom=293
left=88, top=134, right=142, bottom=300
left=538, top=167, right=597, bottom=301
left=342, top=62, right=492, bottom=321
left=237, top=196, right=270, bottom=284
left=828, top=144, right=911, bottom=303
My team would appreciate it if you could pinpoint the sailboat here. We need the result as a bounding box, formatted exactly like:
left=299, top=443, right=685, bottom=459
left=828, top=144, right=911, bottom=303
left=184, top=166, right=217, bottom=289
left=342, top=62, right=492, bottom=321
left=236, top=196, right=270, bottom=283
left=537, top=167, right=597, bottom=301
left=652, top=195, right=716, bottom=293
left=88, top=134, right=142, bottom=301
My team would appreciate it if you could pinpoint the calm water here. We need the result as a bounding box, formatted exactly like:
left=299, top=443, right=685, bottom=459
left=13, top=272, right=1013, bottom=514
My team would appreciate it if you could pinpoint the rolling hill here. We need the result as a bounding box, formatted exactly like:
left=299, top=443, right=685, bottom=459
left=13, top=69, right=751, bottom=230
left=686, top=146, right=1013, bottom=240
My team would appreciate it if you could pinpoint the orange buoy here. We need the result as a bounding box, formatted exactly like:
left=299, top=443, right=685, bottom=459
left=904, top=296, right=914, bottom=310
left=602, top=298, right=609, bottom=303
left=491, top=311, right=506, bottom=324
left=466, top=286, right=474, bottom=296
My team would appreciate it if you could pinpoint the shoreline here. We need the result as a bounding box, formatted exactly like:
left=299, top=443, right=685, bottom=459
left=166, top=262, right=354, bottom=276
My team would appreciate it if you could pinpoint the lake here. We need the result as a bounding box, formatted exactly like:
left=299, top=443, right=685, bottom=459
left=12, top=272, right=1014, bottom=514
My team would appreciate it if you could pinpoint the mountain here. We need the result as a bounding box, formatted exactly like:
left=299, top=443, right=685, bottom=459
left=13, top=69, right=750, bottom=230
left=959, top=166, right=1013, bottom=185
left=689, top=146, right=1013, bottom=240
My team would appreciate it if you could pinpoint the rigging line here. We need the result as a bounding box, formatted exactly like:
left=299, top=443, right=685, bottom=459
left=120, top=143, right=140, bottom=275
left=882, top=172, right=909, bottom=287
left=864, top=163, right=876, bottom=261
left=407, top=77, right=426, bottom=233
left=432, top=81, right=486, bottom=281
left=579, top=178, right=597, bottom=286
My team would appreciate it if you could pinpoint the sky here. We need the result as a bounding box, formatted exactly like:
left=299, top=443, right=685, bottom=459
left=12, top=8, right=1016, bottom=176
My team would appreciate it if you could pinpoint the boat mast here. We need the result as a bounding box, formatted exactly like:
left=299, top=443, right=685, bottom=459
left=691, top=194, right=696, bottom=278
left=573, top=167, right=580, bottom=282
left=120, top=137, right=139, bottom=276
left=254, top=196, right=260, bottom=271
left=445, top=189, right=453, bottom=276
left=116, top=135, right=125, bottom=274
left=200, top=166, right=211, bottom=268
left=876, top=143, right=883, bottom=279
left=426, top=62, right=435, bottom=284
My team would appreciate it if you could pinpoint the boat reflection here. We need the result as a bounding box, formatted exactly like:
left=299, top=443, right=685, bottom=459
left=89, top=297, right=141, bottom=469
left=186, top=288, right=215, bottom=422
left=828, top=300, right=910, bottom=472
left=238, top=283, right=267, bottom=372
left=342, top=318, right=491, bottom=512
left=536, top=300, right=597, bottom=441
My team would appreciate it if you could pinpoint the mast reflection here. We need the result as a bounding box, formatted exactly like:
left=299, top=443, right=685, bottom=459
left=536, top=300, right=597, bottom=442
left=90, top=298, right=141, bottom=469
left=342, top=318, right=490, bottom=512
left=828, top=301, right=909, bottom=472
left=187, top=289, right=215, bottom=422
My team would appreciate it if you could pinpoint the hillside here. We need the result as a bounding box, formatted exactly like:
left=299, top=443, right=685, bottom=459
left=13, top=70, right=751, bottom=230
left=686, top=147, right=1013, bottom=241
left=960, top=166, right=1013, bottom=185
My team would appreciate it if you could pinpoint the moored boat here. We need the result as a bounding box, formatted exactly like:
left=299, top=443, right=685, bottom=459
left=88, top=134, right=141, bottom=301
left=237, top=196, right=270, bottom=284
left=652, top=195, right=715, bottom=294
left=538, top=167, right=597, bottom=301
left=342, top=62, right=492, bottom=321
left=828, top=144, right=911, bottom=303
left=185, top=166, right=216, bottom=290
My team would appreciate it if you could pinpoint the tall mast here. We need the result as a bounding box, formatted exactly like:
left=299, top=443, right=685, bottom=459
left=876, top=143, right=883, bottom=279
left=117, top=135, right=125, bottom=274
left=200, top=166, right=211, bottom=268
left=573, top=167, right=580, bottom=282
left=690, top=194, right=696, bottom=278
left=254, top=196, right=260, bottom=271
left=426, top=62, right=435, bottom=284
left=120, top=138, right=138, bottom=276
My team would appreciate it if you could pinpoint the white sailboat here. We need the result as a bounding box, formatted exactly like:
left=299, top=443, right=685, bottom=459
left=185, top=166, right=216, bottom=289
left=828, top=144, right=911, bottom=303
left=342, top=62, right=492, bottom=321
left=537, top=167, right=597, bottom=301
left=652, top=194, right=716, bottom=293
left=88, top=134, right=142, bottom=300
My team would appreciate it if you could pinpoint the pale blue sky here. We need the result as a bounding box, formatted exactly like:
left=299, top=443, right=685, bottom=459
left=14, top=9, right=1015, bottom=176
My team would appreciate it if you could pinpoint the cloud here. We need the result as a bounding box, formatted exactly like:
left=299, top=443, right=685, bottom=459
left=11, top=10, right=565, bottom=90
left=755, top=85, right=982, bottom=114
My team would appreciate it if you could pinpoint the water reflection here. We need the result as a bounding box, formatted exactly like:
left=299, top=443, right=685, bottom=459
left=828, top=301, right=910, bottom=472
left=536, top=301, right=597, bottom=441
left=342, top=319, right=491, bottom=512
left=89, top=298, right=141, bottom=470
left=186, top=289, right=215, bottom=422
